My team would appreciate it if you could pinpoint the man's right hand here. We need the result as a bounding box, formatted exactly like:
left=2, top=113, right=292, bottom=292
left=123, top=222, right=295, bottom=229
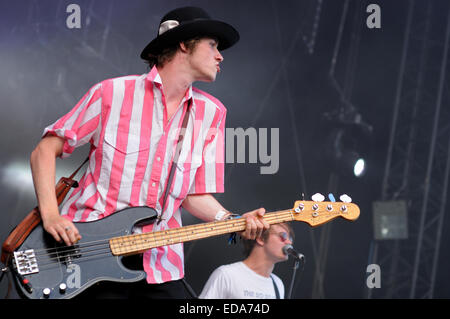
left=30, top=136, right=82, bottom=246
left=42, top=214, right=81, bottom=246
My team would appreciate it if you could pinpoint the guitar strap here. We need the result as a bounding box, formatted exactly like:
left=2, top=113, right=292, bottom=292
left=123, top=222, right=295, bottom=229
left=157, top=99, right=192, bottom=225
left=271, top=275, right=280, bottom=299
left=1, top=157, right=89, bottom=265
left=68, top=156, right=89, bottom=182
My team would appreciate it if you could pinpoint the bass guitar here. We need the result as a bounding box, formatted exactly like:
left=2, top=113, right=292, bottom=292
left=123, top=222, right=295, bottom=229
left=7, top=197, right=359, bottom=299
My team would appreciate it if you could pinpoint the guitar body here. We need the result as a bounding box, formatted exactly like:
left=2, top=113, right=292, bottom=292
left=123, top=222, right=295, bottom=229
left=12, top=206, right=157, bottom=299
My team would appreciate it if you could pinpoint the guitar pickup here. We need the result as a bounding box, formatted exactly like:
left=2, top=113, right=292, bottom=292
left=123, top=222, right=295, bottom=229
left=13, top=249, right=39, bottom=276
left=57, top=244, right=81, bottom=265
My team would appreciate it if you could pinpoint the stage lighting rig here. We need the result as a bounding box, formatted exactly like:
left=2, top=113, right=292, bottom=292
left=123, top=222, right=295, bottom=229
left=323, top=108, right=372, bottom=178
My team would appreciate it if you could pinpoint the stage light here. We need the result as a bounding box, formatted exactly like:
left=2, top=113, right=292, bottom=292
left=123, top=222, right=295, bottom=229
left=326, top=127, right=369, bottom=178
left=322, top=109, right=372, bottom=178
left=372, top=200, right=408, bottom=240
left=354, top=158, right=365, bottom=177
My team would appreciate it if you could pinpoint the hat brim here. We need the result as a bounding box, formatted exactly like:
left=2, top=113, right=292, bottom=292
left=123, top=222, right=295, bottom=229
left=140, top=19, right=239, bottom=59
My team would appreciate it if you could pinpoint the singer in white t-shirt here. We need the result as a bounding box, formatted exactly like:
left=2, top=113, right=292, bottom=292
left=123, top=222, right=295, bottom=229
left=199, top=223, right=295, bottom=299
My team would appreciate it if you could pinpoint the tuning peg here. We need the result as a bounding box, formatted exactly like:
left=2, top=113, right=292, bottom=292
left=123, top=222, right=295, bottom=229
left=328, top=193, right=336, bottom=202
left=312, top=193, right=325, bottom=202
left=339, top=194, right=352, bottom=203
left=294, top=203, right=305, bottom=213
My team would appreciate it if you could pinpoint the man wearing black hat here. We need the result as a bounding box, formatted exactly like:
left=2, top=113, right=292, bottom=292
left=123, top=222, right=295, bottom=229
left=30, top=6, right=269, bottom=298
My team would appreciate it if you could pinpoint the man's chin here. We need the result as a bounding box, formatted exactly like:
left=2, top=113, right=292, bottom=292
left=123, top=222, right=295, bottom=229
left=197, top=76, right=216, bottom=83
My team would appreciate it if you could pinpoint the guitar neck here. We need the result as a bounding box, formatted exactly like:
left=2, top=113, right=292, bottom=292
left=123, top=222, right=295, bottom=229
left=109, top=209, right=295, bottom=256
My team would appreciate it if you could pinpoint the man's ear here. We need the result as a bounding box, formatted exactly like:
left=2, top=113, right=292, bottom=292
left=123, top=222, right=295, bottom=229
left=255, top=236, right=265, bottom=247
left=179, top=41, right=189, bottom=53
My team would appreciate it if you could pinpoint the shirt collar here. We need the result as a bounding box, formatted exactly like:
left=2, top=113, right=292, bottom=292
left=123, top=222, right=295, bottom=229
left=146, top=65, right=162, bottom=85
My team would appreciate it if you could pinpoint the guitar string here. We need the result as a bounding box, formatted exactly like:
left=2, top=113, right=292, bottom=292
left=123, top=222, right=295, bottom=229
left=29, top=210, right=294, bottom=257
left=28, top=203, right=348, bottom=258
left=35, top=250, right=117, bottom=272
left=32, top=211, right=293, bottom=264
left=31, top=209, right=317, bottom=271
left=110, top=208, right=342, bottom=254
left=28, top=211, right=296, bottom=266
left=31, top=238, right=111, bottom=256
left=32, top=211, right=296, bottom=271
left=34, top=216, right=339, bottom=272
left=29, top=210, right=341, bottom=268
left=26, top=210, right=342, bottom=268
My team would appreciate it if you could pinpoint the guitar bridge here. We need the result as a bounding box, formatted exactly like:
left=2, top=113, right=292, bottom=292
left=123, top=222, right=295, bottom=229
left=13, top=249, right=39, bottom=276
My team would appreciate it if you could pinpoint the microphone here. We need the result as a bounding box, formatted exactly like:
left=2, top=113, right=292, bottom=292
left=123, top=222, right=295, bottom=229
left=282, top=245, right=305, bottom=261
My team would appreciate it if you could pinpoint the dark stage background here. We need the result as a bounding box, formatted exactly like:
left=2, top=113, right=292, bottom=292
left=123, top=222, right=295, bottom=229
left=1, top=0, right=449, bottom=299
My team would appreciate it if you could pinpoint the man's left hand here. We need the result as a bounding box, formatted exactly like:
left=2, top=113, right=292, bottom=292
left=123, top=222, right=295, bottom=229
left=240, top=208, right=270, bottom=240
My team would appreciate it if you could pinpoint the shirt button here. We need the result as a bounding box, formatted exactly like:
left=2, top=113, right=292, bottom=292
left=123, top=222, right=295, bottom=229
left=157, top=157, right=161, bottom=161
left=152, top=182, right=156, bottom=187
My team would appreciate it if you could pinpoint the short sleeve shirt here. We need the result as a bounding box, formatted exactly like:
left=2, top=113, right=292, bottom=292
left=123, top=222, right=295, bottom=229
left=43, top=66, right=226, bottom=283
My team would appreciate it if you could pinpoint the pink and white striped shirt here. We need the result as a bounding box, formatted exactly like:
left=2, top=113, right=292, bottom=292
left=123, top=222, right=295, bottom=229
left=43, top=66, right=226, bottom=284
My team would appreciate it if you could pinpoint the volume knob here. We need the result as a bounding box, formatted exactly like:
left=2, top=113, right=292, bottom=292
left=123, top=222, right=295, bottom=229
left=43, top=288, right=51, bottom=298
left=59, top=283, right=67, bottom=294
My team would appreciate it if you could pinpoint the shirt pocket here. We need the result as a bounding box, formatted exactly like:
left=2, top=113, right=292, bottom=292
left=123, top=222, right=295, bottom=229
left=103, top=131, right=150, bottom=188
left=174, top=147, right=203, bottom=172
left=103, top=131, right=149, bottom=154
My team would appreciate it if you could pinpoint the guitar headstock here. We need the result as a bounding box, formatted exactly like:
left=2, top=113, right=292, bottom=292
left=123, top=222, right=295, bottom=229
left=291, top=194, right=360, bottom=226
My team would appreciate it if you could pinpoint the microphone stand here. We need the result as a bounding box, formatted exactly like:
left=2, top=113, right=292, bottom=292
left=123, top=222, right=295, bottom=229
left=286, top=257, right=305, bottom=299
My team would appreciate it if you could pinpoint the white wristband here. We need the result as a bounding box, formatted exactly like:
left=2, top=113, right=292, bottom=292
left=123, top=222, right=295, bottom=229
left=214, top=210, right=229, bottom=221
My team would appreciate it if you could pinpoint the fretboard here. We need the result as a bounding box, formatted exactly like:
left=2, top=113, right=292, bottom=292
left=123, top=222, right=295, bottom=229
left=109, top=209, right=294, bottom=256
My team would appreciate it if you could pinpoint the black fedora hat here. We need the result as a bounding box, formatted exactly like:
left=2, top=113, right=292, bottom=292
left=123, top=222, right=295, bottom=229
left=140, top=6, right=240, bottom=59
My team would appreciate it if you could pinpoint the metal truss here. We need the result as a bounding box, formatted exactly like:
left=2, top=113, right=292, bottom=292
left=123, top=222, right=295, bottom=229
left=311, top=0, right=365, bottom=299
left=367, top=0, right=450, bottom=299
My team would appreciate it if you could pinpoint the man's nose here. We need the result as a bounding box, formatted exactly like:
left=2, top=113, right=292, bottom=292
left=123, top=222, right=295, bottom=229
left=216, top=50, right=224, bottom=62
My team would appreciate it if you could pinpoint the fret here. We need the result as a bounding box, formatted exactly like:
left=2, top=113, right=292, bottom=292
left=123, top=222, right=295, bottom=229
left=110, top=210, right=296, bottom=256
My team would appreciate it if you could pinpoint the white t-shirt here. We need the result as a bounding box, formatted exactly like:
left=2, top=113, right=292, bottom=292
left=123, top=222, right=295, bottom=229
left=199, top=261, right=285, bottom=299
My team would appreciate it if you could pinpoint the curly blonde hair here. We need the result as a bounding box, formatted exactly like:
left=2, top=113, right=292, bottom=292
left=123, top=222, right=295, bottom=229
left=143, top=37, right=203, bottom=68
